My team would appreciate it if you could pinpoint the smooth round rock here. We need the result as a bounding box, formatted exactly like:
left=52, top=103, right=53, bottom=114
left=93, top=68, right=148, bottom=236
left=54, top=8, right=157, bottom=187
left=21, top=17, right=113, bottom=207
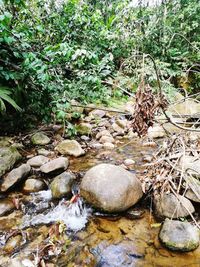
left=80, top=163, right=143, bottom=212
left=159, top=219, right=200, bottom=252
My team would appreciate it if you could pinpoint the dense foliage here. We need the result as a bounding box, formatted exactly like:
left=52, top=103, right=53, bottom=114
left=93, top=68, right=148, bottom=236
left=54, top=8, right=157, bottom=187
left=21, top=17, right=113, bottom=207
left=0, top=0, right=199, bottom=124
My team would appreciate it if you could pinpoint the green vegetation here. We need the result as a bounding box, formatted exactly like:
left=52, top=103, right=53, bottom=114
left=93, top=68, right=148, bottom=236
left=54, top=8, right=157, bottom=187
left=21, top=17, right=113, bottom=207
left=0, top=0, right=199, bottom=125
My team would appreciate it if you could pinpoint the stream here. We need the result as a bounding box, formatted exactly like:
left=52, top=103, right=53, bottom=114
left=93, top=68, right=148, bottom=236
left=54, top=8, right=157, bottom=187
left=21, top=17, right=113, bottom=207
left=0, top=138, right=200, bottom=267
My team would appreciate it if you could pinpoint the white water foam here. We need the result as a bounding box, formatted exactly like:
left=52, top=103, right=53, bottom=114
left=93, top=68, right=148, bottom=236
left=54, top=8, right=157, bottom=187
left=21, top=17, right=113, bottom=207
left=22, top=197, right=91, bottom=232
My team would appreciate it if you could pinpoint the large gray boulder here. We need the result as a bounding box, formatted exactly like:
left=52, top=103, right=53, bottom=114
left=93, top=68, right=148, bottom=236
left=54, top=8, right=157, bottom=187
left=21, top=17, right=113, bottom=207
left=159, top=219, right=200, bottom=252
left=1, top=164, right=31, bottom=192
left=154, top=193, right=195, bottom=219
left=31, top=132, right=50, bottom=145
left=55, top=140, right=85, bottom=157
left=40, top=157, right=69, bottom=174
left=50, top=172, right=75, bottom=198
left=0, top=147, right=22, bottom=178
left=80, top=163, right=143, bottom=212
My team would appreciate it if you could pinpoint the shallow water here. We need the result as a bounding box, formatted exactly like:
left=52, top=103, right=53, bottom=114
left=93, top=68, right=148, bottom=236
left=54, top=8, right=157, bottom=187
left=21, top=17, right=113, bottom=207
left=0, top=138, right=200, bottom=266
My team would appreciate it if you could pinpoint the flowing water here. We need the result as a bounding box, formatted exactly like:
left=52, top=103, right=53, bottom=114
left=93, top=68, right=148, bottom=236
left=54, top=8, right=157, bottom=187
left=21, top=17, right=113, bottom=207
left=0, top=139, right=200, bottom=266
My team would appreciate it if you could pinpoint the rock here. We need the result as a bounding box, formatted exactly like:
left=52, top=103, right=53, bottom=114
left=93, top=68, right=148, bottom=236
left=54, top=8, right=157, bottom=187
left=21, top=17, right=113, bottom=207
left=103, top=142, right=115, bottom=149
left=31, top=132, right=50, bottom=145
left=89, top=109, right=106, bottom=118
left=50, top=172, right=75, bottom=199
left=80, top=163, right=143, bottom=212
left=99, top=135, right=115, bottom=144
left=4, top=234, right=22, bottom=253
left=167, top=97, right=200, bottom=116
left=0, top=147, right=22, bottom=178
left=23, top=178, right=45, bottom=193
left=124, top=159, right=135, bottom=166
left=27, top=155, right=49, bottom=167
left=1, top=164, right=31, bottom=192
left=70, top=99, right=84, bottom=114
left=159, top=219, right=200, bottom=252
left=148, top=125, right=166, bottom=139
left=91, top=143, right=103, bottom=149
left=185, top=176, right=200, bottom=202
left=55, top=140, right=85, bottom=157
left=96, top=130, right=111, bottom=140
left=0, top=200, right=14, bottom=216
left=40, top=157, right=69, bottom=174
left=116, top=119, right=127, bottom=129
left=76, top=123, right=92, bottom=135
left=37, top=148, right=52, bottom=156
left=154, top=193, right=195, bottom=219
left=80, top=135, right=90, bottom=141
left=112, top=123, right=125, bottom=135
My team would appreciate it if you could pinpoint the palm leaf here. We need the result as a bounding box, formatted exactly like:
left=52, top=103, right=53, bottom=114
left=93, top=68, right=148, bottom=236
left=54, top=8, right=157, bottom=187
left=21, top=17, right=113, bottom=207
left=0, top=86, right=22, bottom=113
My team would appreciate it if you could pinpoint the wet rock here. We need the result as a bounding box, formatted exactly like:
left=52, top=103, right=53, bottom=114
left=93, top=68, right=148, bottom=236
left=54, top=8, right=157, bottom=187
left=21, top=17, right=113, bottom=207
left=0, top=147, right=22, bottom=178
left=3, top=234, right=22, bottom=253
left=96, top=130, right=111, bottom=140
left=99, top=135, right=115, bottom=144
left=31, top=132, right=50, bottom=145
left=93, top=241, right=143, bottom=267
left=148, top=125, right=166, bottom=139
left=55, top=140, right=85, bottom=157
left=76, top=123, right=92, bottom=135
left=40, top=157, right=69, bottom=174
left=159, top=219, right=200, bottom=252
left=89, top=109, right=106, bottom=118
left=185, top=176, right=200, bottom=203
left=1, top=164, right=31, bottom=192
left=37, top=148, right=52, bottom=156
left=27, top=155, right=49, bottom=167
left=23, top=178, right=45, bottom=193
left=154, top=193, right=195, bottom=219
left=103, top=142, right=115, bottom=149
left=126, top=208, right=145, bottom=219
left=124, top=159, right=135, bottom=166
left=80, top=163, right=143, bottom=212
left=50, top=171, right=75, bottom=198
left=0, top=200, right=14, bottom=216
left=112, top=123, right=125, bottom=135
